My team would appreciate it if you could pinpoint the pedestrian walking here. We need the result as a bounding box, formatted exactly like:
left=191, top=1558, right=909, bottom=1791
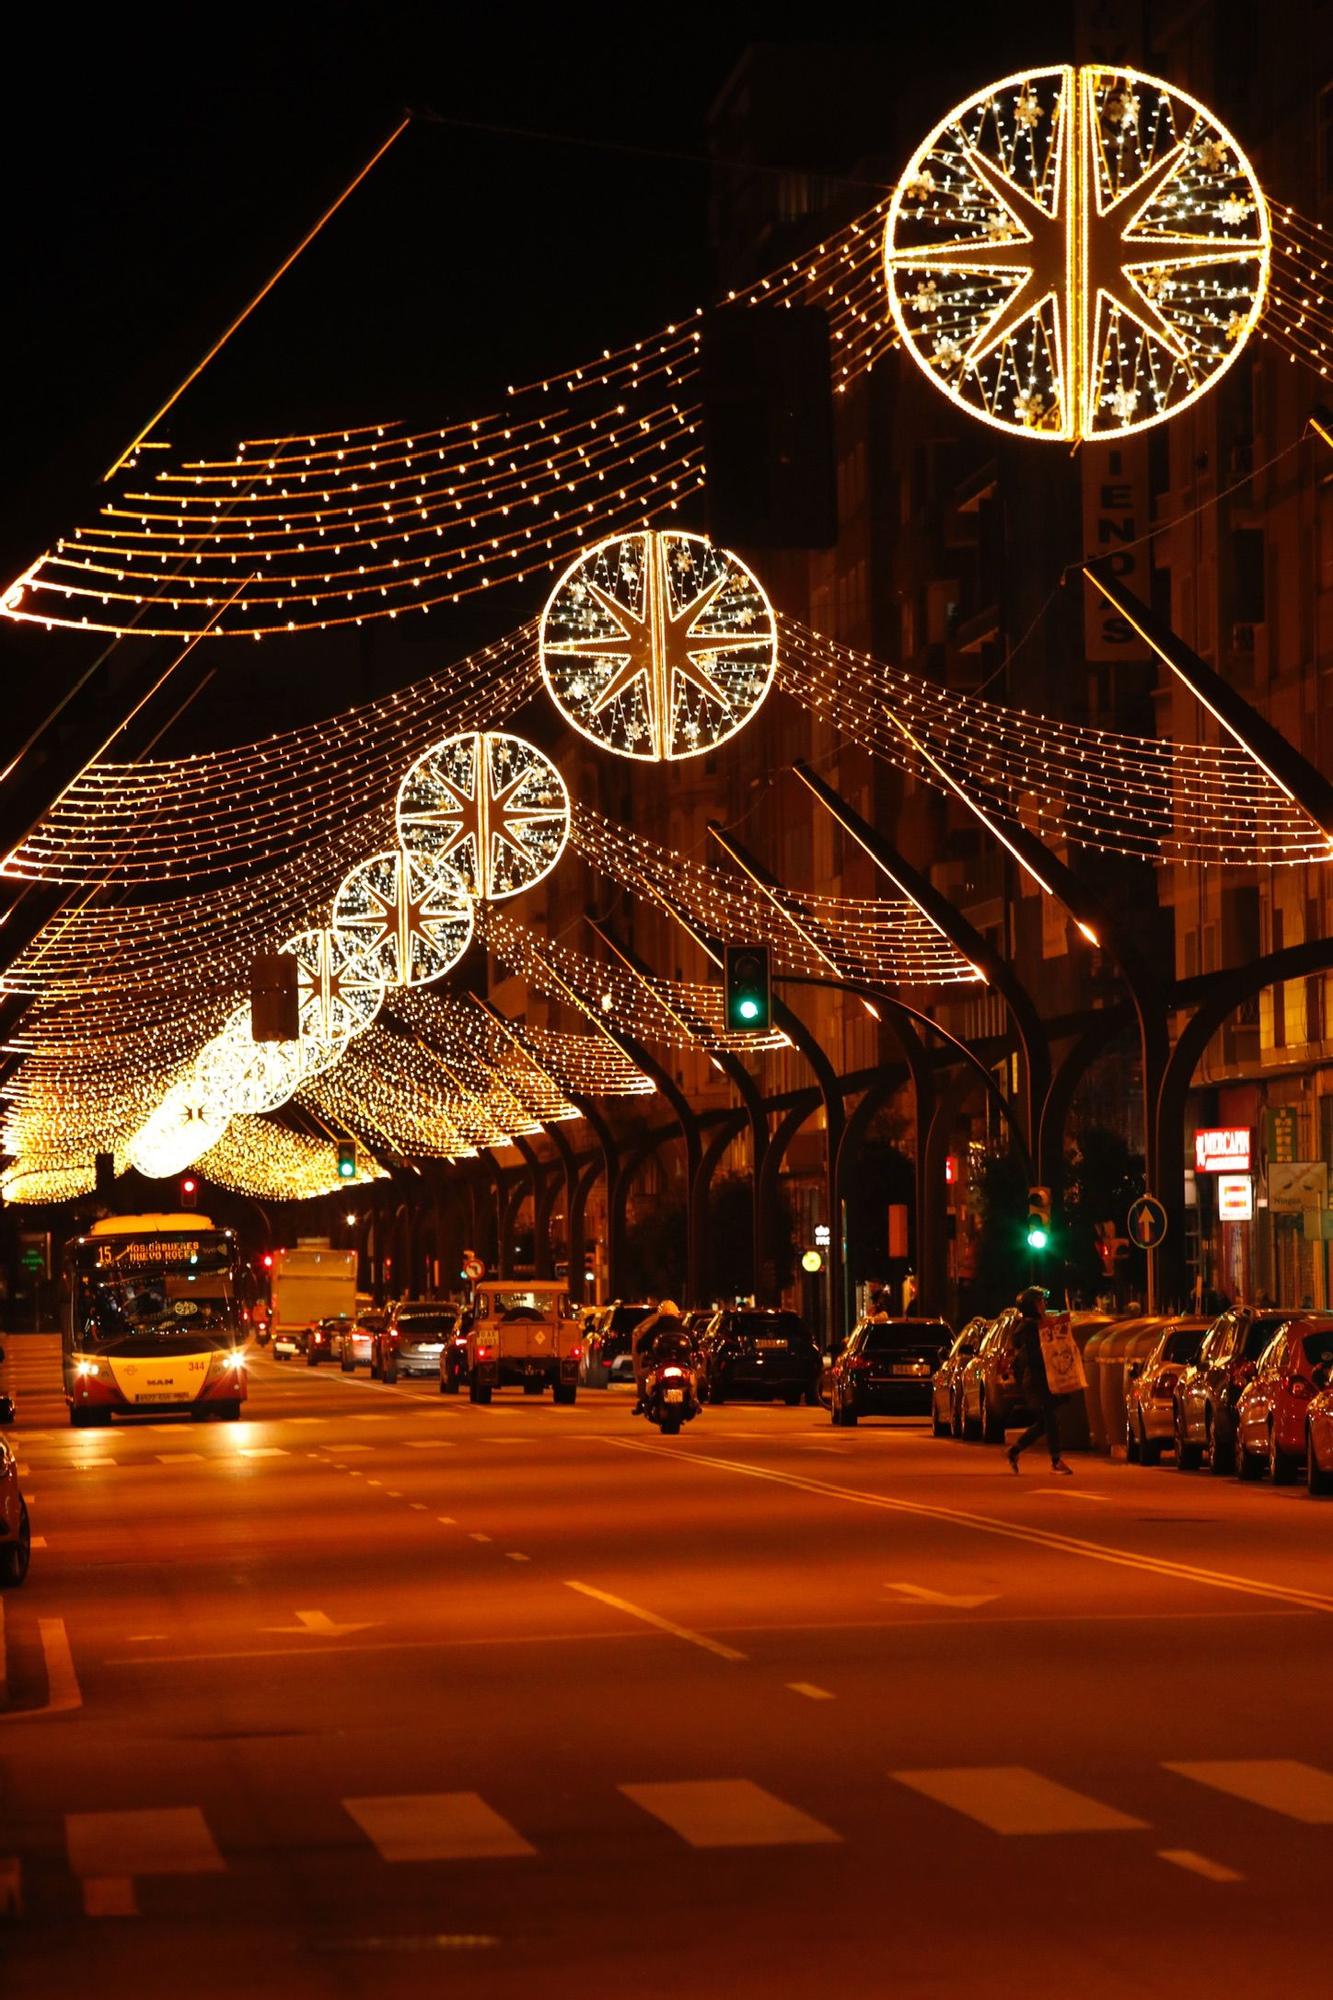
left=1005, top=1286, right=1072, bottom=1475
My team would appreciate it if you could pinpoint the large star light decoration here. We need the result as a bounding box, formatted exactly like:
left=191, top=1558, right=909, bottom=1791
left=885, top=66, right=1269, bottom=440
left=282, top=926, right=386, bottom=1052
left=396, top=732, right=570, bottom=900
left=331, top=848, right=474, bottom=988
left=539, top=530, right=777, bottom=761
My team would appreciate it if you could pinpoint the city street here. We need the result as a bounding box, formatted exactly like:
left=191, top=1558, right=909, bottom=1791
left=2, top=1333, right=1330, bottom=1997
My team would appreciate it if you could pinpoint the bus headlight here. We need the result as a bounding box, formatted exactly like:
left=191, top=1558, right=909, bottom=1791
left=74, top=1357, right=100, bottom=1378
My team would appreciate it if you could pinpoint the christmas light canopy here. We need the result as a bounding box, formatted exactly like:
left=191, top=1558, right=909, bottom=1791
left=885, top=65, right=1269, bottom=440
left=396, top=731, right=570, bottom=900
left=539, top=530, right=777, bottom=760
left=125, top=1077, right=229, bottom=1180
left=195, top=1009, right=306, bottom=1118
left=331, top=847, right=475, bottom=988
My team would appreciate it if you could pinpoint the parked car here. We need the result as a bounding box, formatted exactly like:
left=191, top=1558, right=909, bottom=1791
left=337, top=1312, right=382, bottom=1373
left=1233, top=1314, right=1333, bottom=1483
left=1125, top=1318, right=1207, bottom=1463
left=958, top=1308, right=1026, bottom=1442
left=372, top=1301, right=459, bottom=1383
left=0, top=1423, right=30, bottom=1586
left=1305, top=1368, right=1333, bottom=1494
left=699, top=1308, right=822, bottom=1405
left=931, top=1318, right=988, bottom=1437
left=1174, top=1307, right=1297, bottom=1474
left=830, top=1316, right=954, bottom=1426
left=580, top=1301, right=652, bottom=1387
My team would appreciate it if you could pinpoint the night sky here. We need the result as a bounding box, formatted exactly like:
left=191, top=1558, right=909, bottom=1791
left=3, top=5, right=1078, bottom=744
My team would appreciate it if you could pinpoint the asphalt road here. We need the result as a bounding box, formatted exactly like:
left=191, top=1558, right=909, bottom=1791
left=2, top=1332, right=1331, bottom=1998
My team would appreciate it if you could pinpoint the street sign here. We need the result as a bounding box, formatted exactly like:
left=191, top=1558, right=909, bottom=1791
left=17, top=1231, right=50, bottom=1280
left=813, top=1223, right=831, bottom=1248
left=462, top=1250, right=485, bottom=1282
left=1266, top=1107, right=1298, bottom=1165
left=1268, top=1161, right=1328, bottom=1213
left=1126, top=1195, right=1167, bottom=1249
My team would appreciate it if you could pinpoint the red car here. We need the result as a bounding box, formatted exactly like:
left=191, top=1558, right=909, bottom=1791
left=1234, top=1315, right=1333, bottom=1484
left=1306, top=1372, right=1333, bottom=1494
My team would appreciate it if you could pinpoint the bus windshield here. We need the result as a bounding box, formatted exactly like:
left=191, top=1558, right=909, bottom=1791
left=72, top=1232, right=240, bottom=1349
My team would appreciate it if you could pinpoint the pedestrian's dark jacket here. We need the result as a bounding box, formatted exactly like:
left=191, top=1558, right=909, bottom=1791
left=1012, top=1311, right=1050, bottom=1401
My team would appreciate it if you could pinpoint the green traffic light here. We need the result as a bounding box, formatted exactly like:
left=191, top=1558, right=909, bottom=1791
left=738, top=997, right=760, bottom=1021
left=1026, top=1224, right=1050, bottom=1251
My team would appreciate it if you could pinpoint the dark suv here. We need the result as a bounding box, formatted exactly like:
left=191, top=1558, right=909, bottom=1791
left=828, top=1317, right=954, bottom=1425
left=699, top=1309, right=821, bottom=1406
left=1174, top=1307, right=1295, bottom=1474
left=372, top=1301, right=458, bottom=1383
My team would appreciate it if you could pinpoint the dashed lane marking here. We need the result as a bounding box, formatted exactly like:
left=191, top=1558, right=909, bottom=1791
left=238, top=1447, right=287, bottom=1460
left=344, top=1792, right=535, bottom=1862
left=565, top=1581, right=746, bottom=1663
left=405, top=1440, right=456, bottom=1449
left=621, top=1780, right=840, bottom=1849
left=787, top=1682, right=835, bottom=1700
left=505, top=1552, right=531, bottom=1563
left=469, top=1533, right=492, bottom=1543
left=892, top=1766, right=1146, bottom=1835
left=66, top=1808, right=223, bottom=1881
left=156, top=1453, right=203, bottom=1464
left=1158, top=1848, right=1243, bottom=1882
left=1165, top=1759, right=1333, bottom=1823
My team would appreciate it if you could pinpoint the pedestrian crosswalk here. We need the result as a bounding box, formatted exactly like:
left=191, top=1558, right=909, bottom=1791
left=34, top=1758, right=1333, bottom=1908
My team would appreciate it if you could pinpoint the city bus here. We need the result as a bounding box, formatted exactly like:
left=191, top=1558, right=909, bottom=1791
left=62, top=1212, right=248, bottom=1427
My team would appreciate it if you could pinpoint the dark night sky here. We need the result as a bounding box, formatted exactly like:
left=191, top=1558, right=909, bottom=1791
left=2, top=4, right=1078, bottom=743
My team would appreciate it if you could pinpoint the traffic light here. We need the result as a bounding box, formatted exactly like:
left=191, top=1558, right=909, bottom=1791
left=250, top=951, right=300, bottom=1042
left=258, top=1251, right=273, bottom=1271
left=336, top=1140, right=358, bottom=1182
left=180, top=1175, right=198, bottom=1211
left=1026, top=1185, right=1052, bottom=1251
left=724, top=944, right=771, bottom=1033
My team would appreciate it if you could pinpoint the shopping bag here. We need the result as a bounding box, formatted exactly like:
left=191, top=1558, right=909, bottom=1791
left=1038, top=1312, right=1086, bottom=1396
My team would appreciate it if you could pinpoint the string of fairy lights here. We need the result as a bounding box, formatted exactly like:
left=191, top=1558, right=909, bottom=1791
left=4, top=66, right=1333, bottom=1202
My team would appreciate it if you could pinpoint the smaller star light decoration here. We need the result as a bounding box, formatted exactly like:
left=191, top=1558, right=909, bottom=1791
left=331, top=848, right=474, bottom=988
left=194, top=1010, right=308, bottom=1119
left=282, top=927, right=385, bottom=1058
left=539, top=530, right=777, bottom=761
left=885, top=65, right=1269, bottom=441
left=396, top=732, right=570, bottom=900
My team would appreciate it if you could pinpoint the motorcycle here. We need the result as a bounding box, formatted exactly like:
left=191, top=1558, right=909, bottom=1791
left=641, top=1334, right=700, bottom=1437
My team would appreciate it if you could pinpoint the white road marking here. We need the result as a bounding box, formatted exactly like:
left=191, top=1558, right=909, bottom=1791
left=287, top=1417, right=326, bottom=1424
left=887, top=1583, right=999, bottom=1609
left=1030, top=1489, right=1111, bottom=1503
left=505, top=1552, right=531, bottom=1563
left=239, top=1447, right=287, bottom=1459
left=469, top=1533, right=493, bottom=1543
left=565, top=1581, right=746, bottom=1662
left=66, top=1807, right=223, bottom=1878
left=261, top=1609, right=377, bottom=1638
left=340, top=1444, right=374, bottom=1454
left=621, top=1780, right=839, bottom=1849
left=406, top=1440, right=456, bottom=1449
left=1158, top=1848, right=1242, bottom=1882
left=345, top=1792, right=534, bottom=1862
left=892, top=1766, right=1146, bottom=1835
left=410, top=1503, right=428, bottom=1511
left=124, top=1635, right=167, bottom=1643
left=349, top=1415, right=393, bottom=1423
left=603, top=1438, right=1333, bottom=1616
left=437, top=1516, right=456, bottom=1525
left=30, top=1537, right=47, bottom=1549
left=787, top=1682, right=835, bottom=1701
left=1165, top=1760, right=1333, bottom=1823
left=156, top=1453, right=203, bottom=1464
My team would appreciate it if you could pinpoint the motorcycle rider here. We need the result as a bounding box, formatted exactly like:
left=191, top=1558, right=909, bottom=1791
left=631, top=1298, right=687, bottom=1413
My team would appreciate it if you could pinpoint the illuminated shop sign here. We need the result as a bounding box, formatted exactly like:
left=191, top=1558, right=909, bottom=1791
left=1194, top=1128, right=1251, bottom=1174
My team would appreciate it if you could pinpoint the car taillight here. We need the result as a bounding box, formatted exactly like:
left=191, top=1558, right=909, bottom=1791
left=1284, top=1375, right=1312, bottom=1400
left=477, top=1345, right=493, bottom=1359
left=570, top=1344, right=582, bottom=1359
left=847, top=1355, right=871, bottom=1370
left=661, top=1366, right=685, bottom=1379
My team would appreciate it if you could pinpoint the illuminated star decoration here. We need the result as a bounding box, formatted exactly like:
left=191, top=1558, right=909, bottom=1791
left=330, top=848, right=474, bottom=988
left=884, top=65, right=1269, bottom=440
left=396, top=731, right=570, bottom=900
left=282, top=926, right=385, bottom=1051
left=539, top=530, right=777, bottom=761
